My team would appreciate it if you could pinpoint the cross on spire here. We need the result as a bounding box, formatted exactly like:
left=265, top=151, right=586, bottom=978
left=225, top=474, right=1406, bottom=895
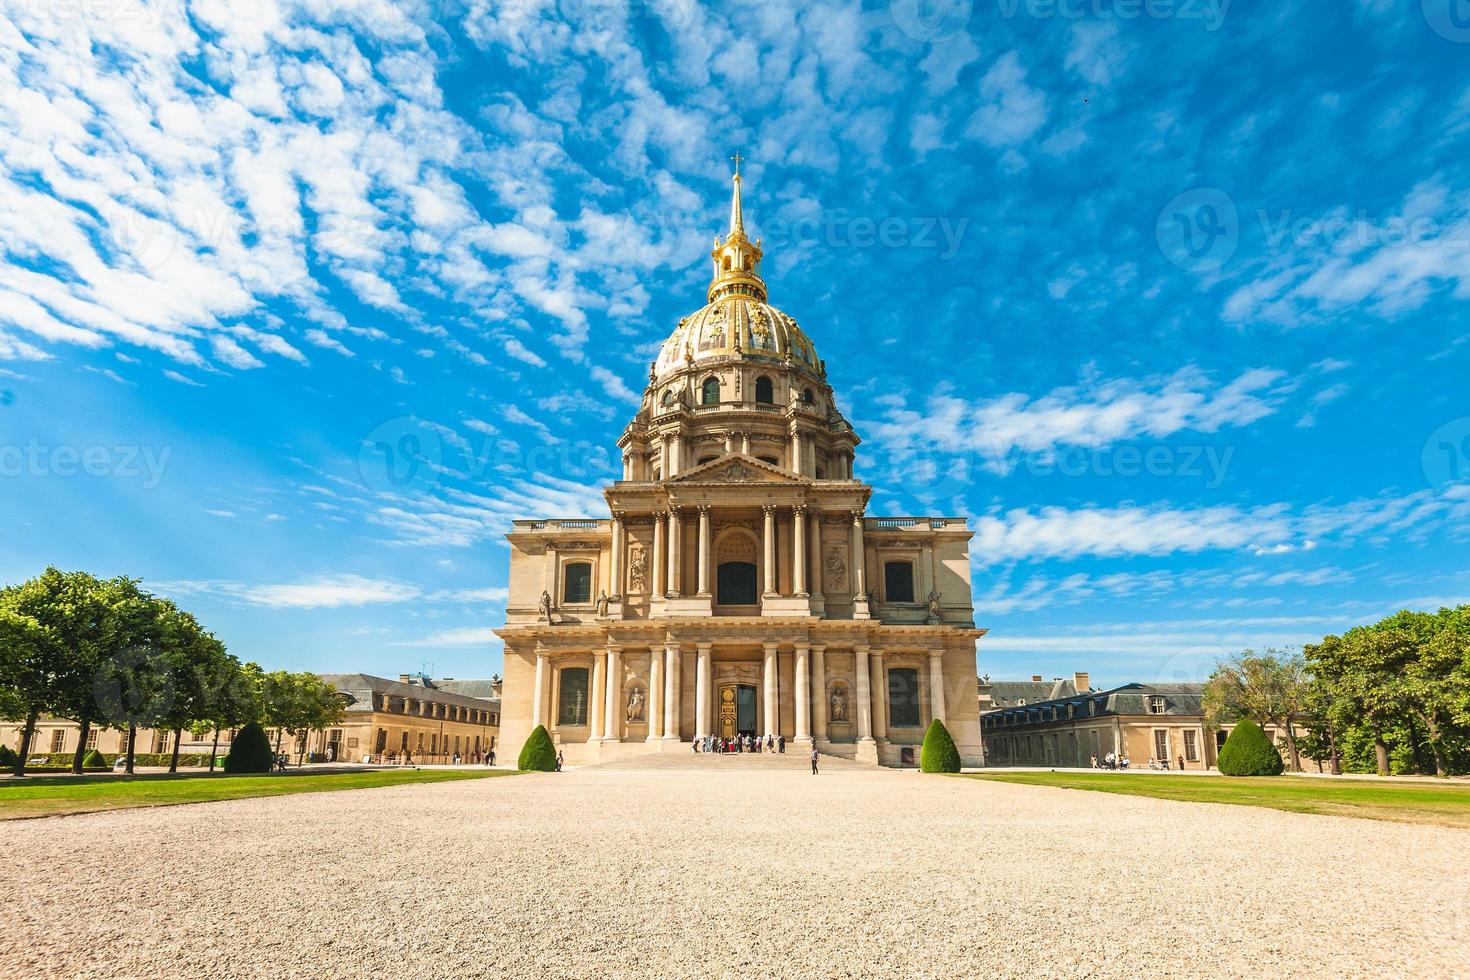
left=730, top=151, right=743, bottom=178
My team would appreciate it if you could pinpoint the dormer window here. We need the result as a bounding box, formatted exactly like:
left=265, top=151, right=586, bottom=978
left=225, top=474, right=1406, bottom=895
left=1147, top=696, right=1166, bottom=715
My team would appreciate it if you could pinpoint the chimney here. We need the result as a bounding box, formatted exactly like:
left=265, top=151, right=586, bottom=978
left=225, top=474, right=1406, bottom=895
left=1031, top=675, right=1043, bottom=682
left=1074, top=672, right=1090, bottom=693
left=399, top=674, right=412, bottom=684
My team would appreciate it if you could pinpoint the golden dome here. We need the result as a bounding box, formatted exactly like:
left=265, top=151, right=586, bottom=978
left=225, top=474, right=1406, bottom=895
left=654, top=295, right=820, bottom=379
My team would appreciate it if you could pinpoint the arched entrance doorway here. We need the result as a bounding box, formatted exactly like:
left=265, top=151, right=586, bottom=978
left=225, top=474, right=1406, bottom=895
left=717, top=683, right=758, bottom=738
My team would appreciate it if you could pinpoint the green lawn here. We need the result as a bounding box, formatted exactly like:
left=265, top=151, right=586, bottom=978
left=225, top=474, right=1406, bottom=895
left=966, top=772, right=1470, bottom=829
left=0, top=768, right=517, bottom=820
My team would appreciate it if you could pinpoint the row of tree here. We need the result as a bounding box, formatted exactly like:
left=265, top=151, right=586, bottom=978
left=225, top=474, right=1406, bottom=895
left=0, top=567, right=344, bottom=777
left=1203, top=605, right=1470, bottom=776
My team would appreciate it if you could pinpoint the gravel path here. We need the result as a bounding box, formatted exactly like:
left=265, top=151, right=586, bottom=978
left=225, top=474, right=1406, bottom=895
left=2, top=769, right=1467, bottom=978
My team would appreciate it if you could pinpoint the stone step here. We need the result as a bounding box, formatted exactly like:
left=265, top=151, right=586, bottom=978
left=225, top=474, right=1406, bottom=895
left=584, top=748, right=873, bottom=771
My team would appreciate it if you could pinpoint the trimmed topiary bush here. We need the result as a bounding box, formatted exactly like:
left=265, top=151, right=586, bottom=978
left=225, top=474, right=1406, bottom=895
left=0, top=745, right=18, bottom=769
left=920, top=718, right=961, bottom=773
left=1217, top=719, right=1285, bottom=776
left=517, top=725, right=557, bottom=771
left=223, top=722, right=273, bottom=774
left=83, top=748, right=108, bottom=769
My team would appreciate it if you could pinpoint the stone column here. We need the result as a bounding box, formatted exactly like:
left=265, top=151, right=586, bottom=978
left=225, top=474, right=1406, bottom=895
left=663, top=644, right=681, bottom=740
left=762, top=504, right=777, bottom=597
left=790, top=428, right=804, bottom=475
left=667, top=506, right=682, bottom=598
left=762, top=641, right=778, bottom=737
left=695, top=642, right=712, bottom=738
left=808, top=508, right=823, bottom=602
left=811, top=645, right=828, bottom=741
left=854, top=644, right=874, bottom=744
left=792, top=505, right=808, bottom=596
left=671, top=433, right=684, bottom=476
left=929, top=650, right=946, bottom=723
left=532, top=650, right=547, bottom=728
left=646, top=649, right=663, bottom=743
left=542, top=543, right=558, bottom=612
left=794, top=643, right=811, bottom=743
left=610, top=513, right=625, bottom=600
left=696, top=505, right=711, bottom=596
left=870, top=649, right=887, bottom=741
left=652, top=511, right=666, bottom=598
left=851, top=512, right=867, bottom=597
left=590, top=649, right=606, bottom=742
left=740, top=431, right=751, bottom=455
left=603, top=644, right=622, bottom=741
left=724, top=431, right=735, bottom=454
left=622, top=452, right=633, bottom=480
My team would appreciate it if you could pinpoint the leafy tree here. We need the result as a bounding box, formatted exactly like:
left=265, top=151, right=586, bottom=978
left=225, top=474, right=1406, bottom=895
left=1217, top=719, right=1285, bottom=776
left=223, top=722, right=273, bottom=773
left=151, top=602, right=232, bottom=773
left=1203, top=648, right=1309, bottom=771
left=1309, top=616, right=1426, bottom=775
left=0, top=588, right=59, bottom=778
left=518, top=725, right=557, bottom=771
left=0, top=744, right=18, bottom=769
left=191, top=659, right=262, bottom=771
left=920, top=718, right=961, bottom=773
left=91, top=587, right=175, bottom=775
left=290, top=674, right=345, bottom=765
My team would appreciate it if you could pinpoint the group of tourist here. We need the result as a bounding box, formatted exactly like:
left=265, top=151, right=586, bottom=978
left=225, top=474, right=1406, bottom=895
left=694, top=733, right=785, bottom=754
left=1092, top=752, right=1131, bottom=770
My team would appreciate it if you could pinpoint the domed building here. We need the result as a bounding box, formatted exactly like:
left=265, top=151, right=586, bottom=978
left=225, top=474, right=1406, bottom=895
left=495, top=166, right=986, bottom=767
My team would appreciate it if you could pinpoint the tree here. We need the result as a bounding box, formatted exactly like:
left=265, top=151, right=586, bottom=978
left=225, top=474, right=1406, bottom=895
left=1308, top=617, right=1424, bottom=776
left=0, top=588, right=59, bottom=778
left=518, top=725, right=557, bottom=771
left=90, top=586, right=174, bottom=775
left=1217, top=719, right=1285, bottom=776
left=920, top=718, right=961, bottom=773
left=223, top=722, right=273, bottom=773
left=290, top=674, right=345, bottom=765
left=1203, top=648, right=1309, bottom=771
left=82, top=747, right=107, bottom=769
left=151, top=602, right=232, bottom=773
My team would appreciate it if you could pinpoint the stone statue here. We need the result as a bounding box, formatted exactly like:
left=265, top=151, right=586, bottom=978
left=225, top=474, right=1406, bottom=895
left=830, top=687, right=848, bottom=722
left=628, top=550, right=647, bottom=593
left=926, top=589, right=942, bottom=620
left=537, top=590, right=552, bottom=620
left=825, top=548, right=847, bottom=591
left=595, top=590, right=609, bottom=617
left=626, top=686, right=645, bottom=722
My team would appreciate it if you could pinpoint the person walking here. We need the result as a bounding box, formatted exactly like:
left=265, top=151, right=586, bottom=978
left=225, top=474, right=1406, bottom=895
left=555, top=750, right=564, bottom=772
left=778, top=734, right=785, bottom=754
left=810, top=745, right=819, bottom=775
left=1177, top=754, right=1185, bottom=772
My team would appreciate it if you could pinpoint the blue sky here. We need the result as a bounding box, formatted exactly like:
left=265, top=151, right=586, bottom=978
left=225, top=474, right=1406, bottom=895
left=3, top=0, right=1470, bottom=689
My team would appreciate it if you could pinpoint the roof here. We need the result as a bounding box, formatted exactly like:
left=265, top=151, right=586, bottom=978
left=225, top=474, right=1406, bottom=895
left=982, top=679, right=1081, bottom=707
left=317, top=673, right=501, bottom=714
left=432, top=678, right=501, bottom=701
left=982, top=682, right=1206, bottom=729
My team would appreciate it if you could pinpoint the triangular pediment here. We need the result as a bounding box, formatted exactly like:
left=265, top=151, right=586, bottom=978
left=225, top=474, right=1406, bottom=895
left=668, top=452, right=805, bottom=484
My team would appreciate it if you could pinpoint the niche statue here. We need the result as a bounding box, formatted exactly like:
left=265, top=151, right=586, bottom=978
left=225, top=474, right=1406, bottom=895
left=830, top=687, right=848, bottom=722
left=626, top=686, right=645, bottom=723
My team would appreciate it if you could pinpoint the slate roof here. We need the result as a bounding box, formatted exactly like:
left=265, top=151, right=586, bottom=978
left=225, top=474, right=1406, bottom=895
left=432, top=678, right=501, bottom=701
left=982, top=679, right=1081, bottom=707
left=317, top=673, right=501, bottom=714
left=982, top=682, right=1206, bottom=729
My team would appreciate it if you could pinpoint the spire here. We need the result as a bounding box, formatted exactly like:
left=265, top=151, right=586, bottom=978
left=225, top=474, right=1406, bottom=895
left=728, top=151, right=745, bottom=238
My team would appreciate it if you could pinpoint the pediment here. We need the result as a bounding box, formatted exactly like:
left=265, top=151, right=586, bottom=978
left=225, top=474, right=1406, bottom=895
left=667, top=452, right=805, bottom=484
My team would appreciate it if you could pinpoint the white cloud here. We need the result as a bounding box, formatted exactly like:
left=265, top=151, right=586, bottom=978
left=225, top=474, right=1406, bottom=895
left=965, top=52, right=1048, bottom=148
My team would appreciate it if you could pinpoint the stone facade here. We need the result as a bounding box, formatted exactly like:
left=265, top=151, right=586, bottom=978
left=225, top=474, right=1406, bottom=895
left=496, top=169, right=987, bottom=767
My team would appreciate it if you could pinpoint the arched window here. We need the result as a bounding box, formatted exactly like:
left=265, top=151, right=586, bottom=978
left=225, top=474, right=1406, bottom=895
left=754, top=376, right=774, bottom=404
left=701, top=376, right=720, bottom=405
left=562, top=562, right=592, bottom=604
left=884, top=561, right=915, bottom=603
left=801, top=387, right=814, bottom=405
left=888, top=667, right=921, bottom=727
left=558, top=667, right=590, bottom=726
left=660, top=390, right=675, bottom=408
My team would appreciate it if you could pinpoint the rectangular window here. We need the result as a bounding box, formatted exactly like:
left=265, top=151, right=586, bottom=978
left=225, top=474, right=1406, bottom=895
left=1148, top=696, right=1167, bottom=714
left=883, top=561, right=915, bottom=603
left=1184, top=730, right=1198, bottom=762
left=563, top=562, right=592, bottom=604
left=50, top=729, right=65, bottom=752
left=887, top=667, right=921, bottom=728
left=559, top=667, right=591, bottom=726
left=1153, top=729, right=1169, bottom=762
left=86, top=728, right=98, bottom=749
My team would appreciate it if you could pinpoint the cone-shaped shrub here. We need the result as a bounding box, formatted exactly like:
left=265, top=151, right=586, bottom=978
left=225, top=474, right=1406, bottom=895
left=0, top=745, right=17, bottom=768
left=83, top=748, right=108, bottom=768
left=1217, top=719, right=1284, bottom=776
left=223, top=722, right=273, bottom=774
left=920, top=718, right=961, bottom=773
left=517, top=725, right=557, bottom=771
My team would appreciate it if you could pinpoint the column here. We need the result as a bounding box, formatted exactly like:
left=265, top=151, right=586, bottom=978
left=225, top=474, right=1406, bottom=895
left=790, top=428, right=803, bottom=475
left=663, top=644, right=681, bottom=740
left=851, top=511, right=867, bottom=599
left=695, top=642, right=712, bottom=738
left=794, top=643, right=811, bottom=742
left=724, top=431, right=735, bottom=454
left=532, top=650, right=547, bottom=728
left=622, top=453, right=633, bottom=480
left=854, top=644, right=874, bottom=743
left=670, top=433, right=684, bottom=477
left=808, top=508, right=823, bottom=601
left=542, top=543, right=558, bottom=613
left=610, top=513, right=625, bottom=600
left=928, top=650, right=946, bottom=723
left=811, top=645, right=828, bottom=741
left=792, top=505, right=808, bottom=596
left=740, top=431, right=751, bottom=455
left=667, top=506, right=682, bottom=597
left=762, top=642, right=778, bottom=738
left=870, top=649, right=887, bottom=741
left=589, top=649, right=606, bottom=742
left=696, top=505, right=711, bottom=596
left=646, top=650, right=663, bottom=742
left=652, top=510, right=666, bottom=598
left=762, top=504, right=777, bottom=597
left=603, top=644, right=622, bottom=741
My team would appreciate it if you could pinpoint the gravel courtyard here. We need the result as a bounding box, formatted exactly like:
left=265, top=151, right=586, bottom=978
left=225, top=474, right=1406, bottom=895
left=3, top=768, right=1468, bottom=979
